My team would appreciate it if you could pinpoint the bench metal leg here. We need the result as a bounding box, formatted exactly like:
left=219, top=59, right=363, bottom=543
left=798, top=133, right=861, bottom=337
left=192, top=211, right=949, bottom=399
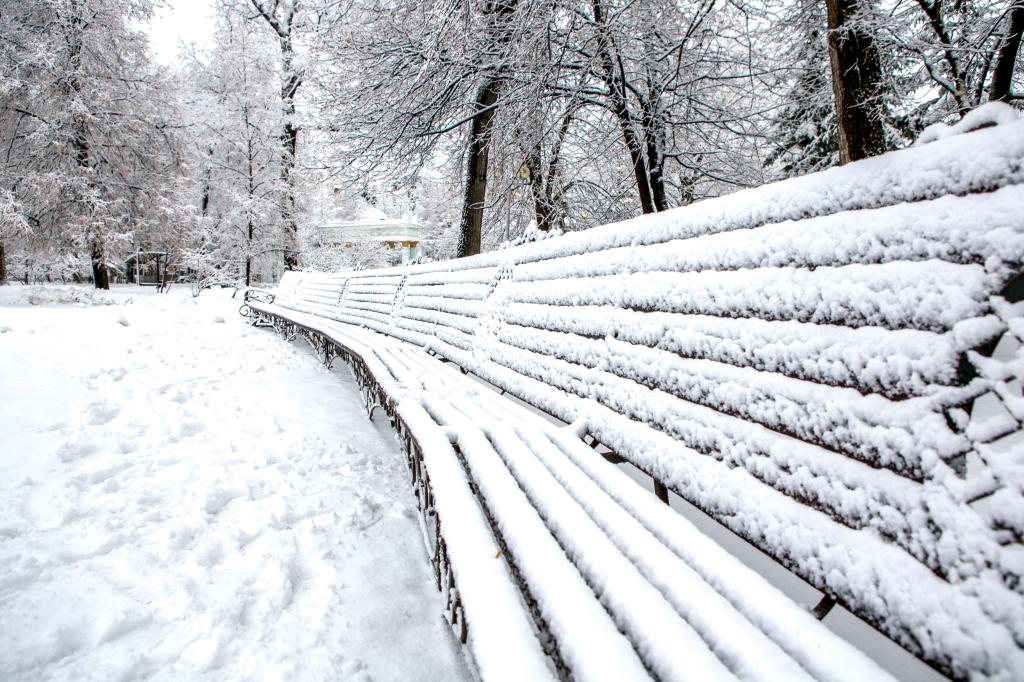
left=653, top=479, right=670, bottom=505
left=811, top=595, right=837, bottom=620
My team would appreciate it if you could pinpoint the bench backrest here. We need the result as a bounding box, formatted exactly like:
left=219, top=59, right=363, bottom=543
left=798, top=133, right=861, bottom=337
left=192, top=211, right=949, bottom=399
left=276, top=119, right=1024, bottom=679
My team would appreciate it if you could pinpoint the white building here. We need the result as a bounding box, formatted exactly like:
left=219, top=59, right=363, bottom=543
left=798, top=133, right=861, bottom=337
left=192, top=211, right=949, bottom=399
left=319, top=219, right=423, bottom=265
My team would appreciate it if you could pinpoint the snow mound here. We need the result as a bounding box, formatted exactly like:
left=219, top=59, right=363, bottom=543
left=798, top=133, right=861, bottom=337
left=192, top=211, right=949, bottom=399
left=18, top=285, right=132, bottom=307
left=916, top=101, right=1021, bottom=146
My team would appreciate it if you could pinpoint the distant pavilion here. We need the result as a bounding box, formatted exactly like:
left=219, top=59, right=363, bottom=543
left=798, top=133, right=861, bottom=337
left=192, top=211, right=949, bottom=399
left=320, top=219, right=422, bottom=265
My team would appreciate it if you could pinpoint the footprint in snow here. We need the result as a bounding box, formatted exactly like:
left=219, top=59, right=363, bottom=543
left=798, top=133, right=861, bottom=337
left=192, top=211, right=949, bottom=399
left=204, top=485, right=248, bottom=515
left=177, top=419, right=205, bottom=439
left=197, top=540, right=227, bottom=568
left=0, top=525, right=21, bottom=539
left=86, top=402, right=121, bottom=425
left=97, top=609, right=153, bottom=646
left=87, top=462, right=129, bottom=486
left=347, top=495, right=383, bottom=531
left=178, top=630, right=229, bottom=671
left=56, top=440, right=102, bottom=463
left=51, top=623, right=92, bottom=662
left=135, top=492, right=160, bottom=508
left=37, top=421, right=67, bottom=434
left=338, top=658, right=372, bottom=682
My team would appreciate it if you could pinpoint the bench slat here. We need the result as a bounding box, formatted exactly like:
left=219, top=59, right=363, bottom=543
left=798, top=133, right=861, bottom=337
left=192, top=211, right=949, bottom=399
left=485, top=329, right=966, bottom=476
left=507, top=261, right=990, bottom=333
left=457, top=416, right=741, bottom=682
left=422, top=400, right=656, bottom=681
left=471, top=345, right=1008, bottom=581
left=512, top=187, right=1022, bottom=283
left=500, top=305, right=964, bottom=399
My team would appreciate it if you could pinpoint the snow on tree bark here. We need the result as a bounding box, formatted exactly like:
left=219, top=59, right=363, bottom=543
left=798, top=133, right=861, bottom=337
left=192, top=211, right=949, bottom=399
left=826, top=0, right=888, bottom=164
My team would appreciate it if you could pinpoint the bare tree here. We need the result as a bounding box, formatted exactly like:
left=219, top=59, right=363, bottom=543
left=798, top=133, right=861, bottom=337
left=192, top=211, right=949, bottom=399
left=178, top=8, right=291, bottom=287
left=245, top=0, right=304, bottom=269
left=872, top=0, right=1023, bottom=124
left=0, top=0, right=190, bottom=287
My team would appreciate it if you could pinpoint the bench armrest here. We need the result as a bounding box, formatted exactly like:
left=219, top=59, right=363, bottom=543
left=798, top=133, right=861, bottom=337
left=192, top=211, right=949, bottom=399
left=242, top=288, right=275, bottom=305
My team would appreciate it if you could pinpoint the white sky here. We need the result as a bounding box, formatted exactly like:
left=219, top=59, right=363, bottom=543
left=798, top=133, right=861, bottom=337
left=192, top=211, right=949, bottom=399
left=147, top=0, right=217, bottom=65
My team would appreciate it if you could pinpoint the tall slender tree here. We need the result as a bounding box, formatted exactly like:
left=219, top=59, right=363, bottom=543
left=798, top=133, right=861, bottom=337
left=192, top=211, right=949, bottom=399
left=179, top=6, right=291, bottom=286
left=246, top=0, right=305, bottom=268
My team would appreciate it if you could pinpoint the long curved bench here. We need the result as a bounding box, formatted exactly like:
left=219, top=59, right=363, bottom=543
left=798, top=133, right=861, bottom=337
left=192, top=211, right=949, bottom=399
left=243, top=113, right=1024, bottom=681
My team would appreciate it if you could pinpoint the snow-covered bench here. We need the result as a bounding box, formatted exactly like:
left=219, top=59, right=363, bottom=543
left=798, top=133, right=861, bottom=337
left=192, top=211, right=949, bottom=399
left=243, top=113, right=1024, bottom=681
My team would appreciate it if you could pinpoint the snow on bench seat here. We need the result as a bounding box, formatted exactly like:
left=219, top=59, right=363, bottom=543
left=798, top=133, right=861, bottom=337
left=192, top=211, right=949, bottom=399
left=245, top=112, right=1024, bottom=681
left=245, top=299, right=895, bottom=681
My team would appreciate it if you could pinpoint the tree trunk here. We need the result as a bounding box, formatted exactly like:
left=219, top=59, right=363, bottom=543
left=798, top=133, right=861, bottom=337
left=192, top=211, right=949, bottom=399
left=649, top=163, right=666, bottom=212
left=613, top=107, right=657, bottom=214
left=246, top=215, right=254, bottom=286
left=643, top=120, right=668, bottom=212
left=990, top=0, right=1024, bottom=103
left=524, top=147, right=551, bottom=231
left=91, top=240, right=109, bottom=289
left=0, top=240, right=7, bottom=285
left=279, top=101, right=300, bottom=270
left=279, top=35, right=301, bottom=271
left=66, top=0, right=107, bottom=288
left=200, top=147, right=213, bottom=216
left=826, top=0, right=887, bottom=164
left=592, top=0, right=658, bottom=214
left=538, top=109, right=574, bottom=230
left=247, top=131, right=256, bottom=287
left=914, top=0, right=970, bottom=115
left=457, top=80, right=501, bottom=257
left=456, top=0, right=519, bottom=258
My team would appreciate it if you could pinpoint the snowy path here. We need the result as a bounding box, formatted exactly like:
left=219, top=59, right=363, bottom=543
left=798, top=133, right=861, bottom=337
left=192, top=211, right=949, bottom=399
left=0, top=286, right=469, bottom=681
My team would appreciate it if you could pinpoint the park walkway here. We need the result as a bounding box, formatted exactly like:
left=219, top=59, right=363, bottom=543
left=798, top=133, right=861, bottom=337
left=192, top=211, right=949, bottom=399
left=0, top=285, right=469, bottom=682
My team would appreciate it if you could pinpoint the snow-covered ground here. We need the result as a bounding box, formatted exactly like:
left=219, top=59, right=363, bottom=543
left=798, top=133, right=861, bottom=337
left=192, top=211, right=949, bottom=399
left=0, top=284, right=470, bottom=681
